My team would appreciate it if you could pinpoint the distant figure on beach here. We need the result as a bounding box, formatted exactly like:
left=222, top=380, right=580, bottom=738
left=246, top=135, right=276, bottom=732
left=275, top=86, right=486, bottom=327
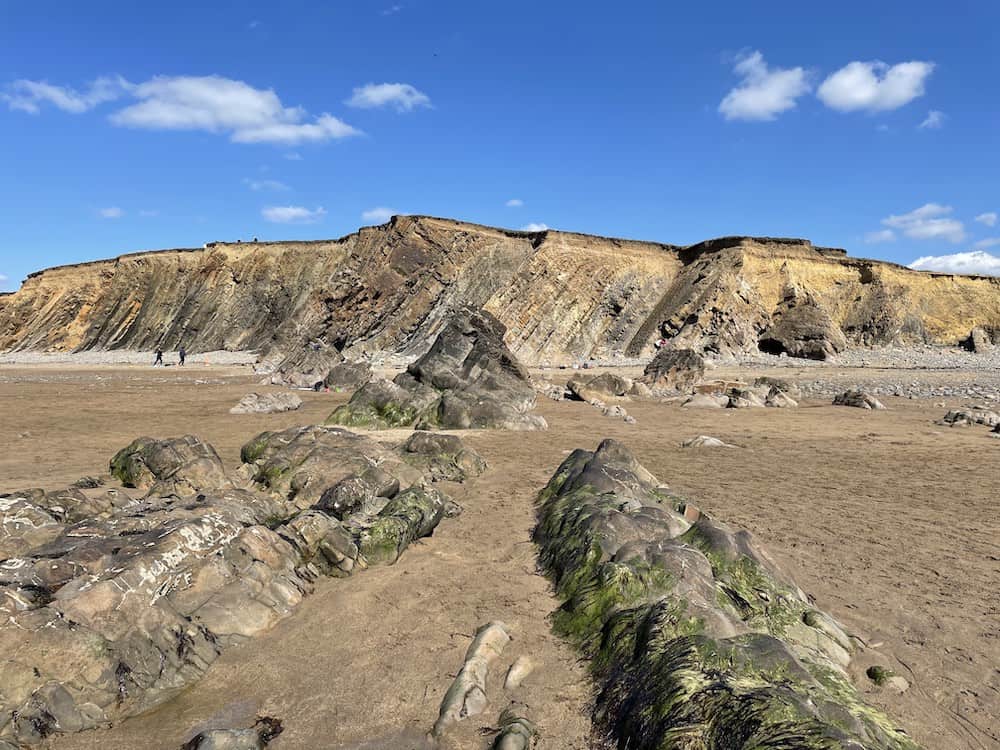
left=179, top=346, right=186, bottom=366
left=154, top=349, right=164, bottom=367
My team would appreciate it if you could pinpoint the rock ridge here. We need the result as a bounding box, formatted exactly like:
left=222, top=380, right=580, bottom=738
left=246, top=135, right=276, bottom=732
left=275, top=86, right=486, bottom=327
left=2, top=215, right=998, bottom=365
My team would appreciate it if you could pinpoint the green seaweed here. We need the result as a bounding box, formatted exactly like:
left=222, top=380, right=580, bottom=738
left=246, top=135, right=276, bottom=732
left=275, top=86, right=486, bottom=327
left=533, top=444, right=921, bottom=750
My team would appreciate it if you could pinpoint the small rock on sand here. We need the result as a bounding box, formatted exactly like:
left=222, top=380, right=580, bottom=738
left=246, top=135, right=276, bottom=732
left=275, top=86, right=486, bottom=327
left=230, top=392, right=303, bottom=414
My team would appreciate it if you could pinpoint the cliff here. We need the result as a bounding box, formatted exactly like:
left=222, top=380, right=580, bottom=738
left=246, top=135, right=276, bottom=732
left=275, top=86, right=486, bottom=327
left=1, top=215, right=998, bottom=364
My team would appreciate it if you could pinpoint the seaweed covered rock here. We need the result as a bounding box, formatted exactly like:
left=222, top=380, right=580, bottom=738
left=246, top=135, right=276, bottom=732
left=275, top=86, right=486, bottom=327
left=323, top=361, right=373, bottom=391
left=263, top=340, right=344, bottom=389
left=834, top=390, right=887, bottom=410
left=490, top=704, right=536, bottom=750
left=758, top=286, right=848, bottom=360
left=230, top=392, right=303, bottom=415
left=359, top=485, right=448, bottom=565
left=638, top=348, right=705, bottom=393
left=109, top=435, right=231, bottom=496
left=327, top=308, right=547, bottom=430
left=240, top=425, right=423, bottom=512
left=533, top=439, right=919, bottom=750
left=399, top=431, right=488, bottom=482
left=1, top=425, right=470, bottom=745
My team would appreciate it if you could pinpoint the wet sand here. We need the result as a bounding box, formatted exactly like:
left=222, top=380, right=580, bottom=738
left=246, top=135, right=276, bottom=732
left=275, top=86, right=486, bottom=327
left=0, top=363, right=996, bottom=749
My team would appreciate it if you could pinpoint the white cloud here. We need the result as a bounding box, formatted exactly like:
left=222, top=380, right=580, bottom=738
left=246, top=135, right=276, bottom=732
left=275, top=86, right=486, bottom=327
left=521, top=222, right=549, bottom=232
left=973, top=238, right=1000, bottom=250
left=346, top=83, right=430, bottom=112
left=381, top=4, right=403, bottom=15
left=0, top=274, right=8, bottom=283
left=876, top=124, right=891, bottom=132
left=6, top=74, right=363, bottom=145
left=881, top=203, right=966, bottom=243
left=2, top=75, right=130, bottom=114
left=109, top=76, right=361, bottom=144
left=864, top=229, right=895, bottom=244
left=99, top=206, right=124, bottom=219
left=361, top=207, right=397, bottom=223
left=244, top=178, right=290, bottom=191
left=974, top=212, right=997, bottom=227
left=919, top=110, right=945, bottom=129
left=284, top=151, right=303, bottom=160
left=261, top=205, right=326, bottom=223
left=817, top=61, right=934, bottom=112
left=505, top=198, right=524, bottom=207
left=909, top=251, right=1000, bottom=276
left=718, top=51, right=810, bottom=121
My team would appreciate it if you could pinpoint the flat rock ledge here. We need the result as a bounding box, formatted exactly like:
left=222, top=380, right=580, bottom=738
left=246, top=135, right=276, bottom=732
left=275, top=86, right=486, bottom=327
left=0, top=427, right=484, bottom=746
left=533, top=439, right=919, bottom=750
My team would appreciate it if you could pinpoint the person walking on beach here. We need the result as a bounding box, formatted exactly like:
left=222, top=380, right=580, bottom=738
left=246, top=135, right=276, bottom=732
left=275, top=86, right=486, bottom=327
left=179, top=346, right=186, bottom=366
left=154, top=348, right=164, bottom=367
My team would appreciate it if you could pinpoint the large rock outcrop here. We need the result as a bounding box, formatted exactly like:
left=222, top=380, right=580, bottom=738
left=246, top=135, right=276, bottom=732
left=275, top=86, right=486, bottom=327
left=759, top=285, right=849, bottom=360
left=327, top=308, right=547, bottom=430
left=534, top=439, right=918, bottom=749
left=1, top=218, right=998, bottom=364
left=638, top=348, right=705, bottom=392
left=0, top=427, right=482, bottom=745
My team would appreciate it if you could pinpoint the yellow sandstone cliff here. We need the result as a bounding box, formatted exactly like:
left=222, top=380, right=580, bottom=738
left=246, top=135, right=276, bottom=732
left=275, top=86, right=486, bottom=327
left=1, top=216, right=997, bottom=364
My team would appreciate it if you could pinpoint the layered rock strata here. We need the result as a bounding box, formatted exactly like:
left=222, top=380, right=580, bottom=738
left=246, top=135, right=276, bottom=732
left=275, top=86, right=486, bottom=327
left=0, top=427, right=483, bottom=745
left=2, top=217, right=998, bottom=364
left=328, top=308, right=546, bottom=430
left=533, top=439, right=919, bottom=749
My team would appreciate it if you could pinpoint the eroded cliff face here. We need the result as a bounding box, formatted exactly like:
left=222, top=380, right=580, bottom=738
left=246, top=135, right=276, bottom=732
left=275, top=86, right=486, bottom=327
left=1, top=216, right=998, bottom=364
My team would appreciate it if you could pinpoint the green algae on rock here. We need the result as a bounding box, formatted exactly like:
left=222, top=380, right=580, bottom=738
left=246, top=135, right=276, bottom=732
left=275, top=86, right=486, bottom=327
left=327, top=307, right=547, bottom=431
left=534, top=439, right=920, bottom=750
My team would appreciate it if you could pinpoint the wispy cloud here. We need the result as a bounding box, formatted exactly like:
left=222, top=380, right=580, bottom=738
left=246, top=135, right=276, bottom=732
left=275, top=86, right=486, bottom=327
left=261, top=205, right=326, bottom=223
left=974, top=212, right=997, bottom=228
left=248, top=20, right=260, bottom=29
left=139, top=209, right=159, bottom=217
left=244, top=178, right=290, bottom=191
left=2, top=75, right=130, bottom=114
left=919, top=110, right=945, bottom=129
left=864, top=229, right=895, bottom=244
left=973, top=238, right=1000, bottom=250
left=881, top=203, right=965, bottom=243
left=909, top=250, right=1000, bottom=276
left=505, top=198, right=524, bottom=208
left=284, top=151, right=302, bottom=160
left=99, top=206, right=124, bottom=219
left=818, top=61, right=934, bottom=113
left=361, top=207, right=397, bottom=223
left=381, top=4, right=403, bottom=15
left=521, top=222, right=549, bottom=232
left=718, top=51, right=810, bottom=121
left=5, top=74, right=362, bottom=146
left=346, top=83, right=430, bottom=112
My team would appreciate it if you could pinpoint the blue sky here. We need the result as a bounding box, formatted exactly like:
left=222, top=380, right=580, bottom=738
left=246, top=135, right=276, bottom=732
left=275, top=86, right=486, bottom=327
left=1, top=0, right=999, bottom=291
